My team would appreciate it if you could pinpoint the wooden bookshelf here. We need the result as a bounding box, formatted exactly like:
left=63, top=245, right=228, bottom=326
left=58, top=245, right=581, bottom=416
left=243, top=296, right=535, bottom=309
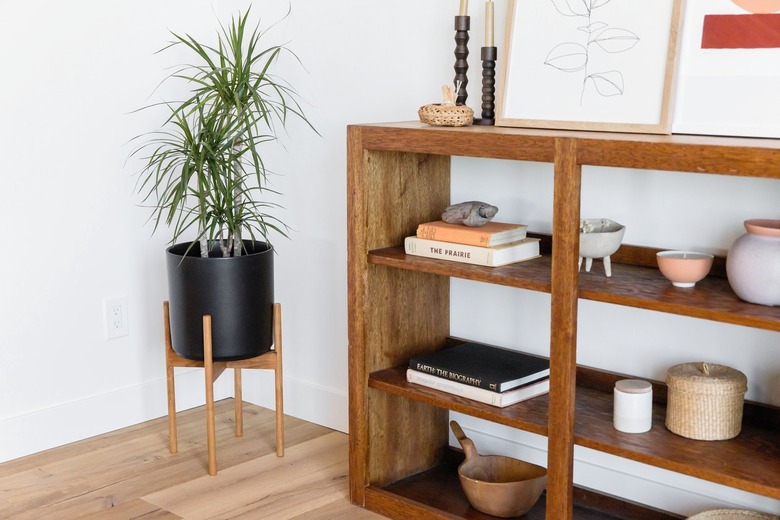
left=370, top=365, right=780, bottom=500
left=346, top=122, right=780, bottom=519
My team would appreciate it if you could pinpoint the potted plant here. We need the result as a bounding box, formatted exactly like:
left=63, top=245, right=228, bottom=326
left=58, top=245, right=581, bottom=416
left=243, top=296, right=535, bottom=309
left=131, top=10, right=315, bottom=361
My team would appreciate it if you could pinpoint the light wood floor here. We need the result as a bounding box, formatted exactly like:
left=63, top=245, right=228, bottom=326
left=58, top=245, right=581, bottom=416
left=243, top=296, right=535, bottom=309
left=0, top=399, right=385, bottom=519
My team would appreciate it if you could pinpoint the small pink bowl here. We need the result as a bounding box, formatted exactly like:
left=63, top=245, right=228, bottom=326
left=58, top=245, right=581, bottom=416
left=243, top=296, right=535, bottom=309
left=657, top=251, right=714, bottom=288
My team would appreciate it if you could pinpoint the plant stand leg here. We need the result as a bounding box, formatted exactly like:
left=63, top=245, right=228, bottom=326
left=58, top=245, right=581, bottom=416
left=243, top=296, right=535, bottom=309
left=274, top=303, right=284, bottom=457
left=163, top=301, right=285, bottom=474
left=203, top=315, right=218, bottom=476
left=164, top=301, right=178, bottom=454
left=234, top=368, right=243, bottom=437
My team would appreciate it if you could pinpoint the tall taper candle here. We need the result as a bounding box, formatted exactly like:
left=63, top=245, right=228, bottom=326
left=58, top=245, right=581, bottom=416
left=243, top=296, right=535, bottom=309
left=454, top=16, right=470, bottom=105
left=459, top=0, right=468, bottom=16
left=485, top=0, right=494, bottom=46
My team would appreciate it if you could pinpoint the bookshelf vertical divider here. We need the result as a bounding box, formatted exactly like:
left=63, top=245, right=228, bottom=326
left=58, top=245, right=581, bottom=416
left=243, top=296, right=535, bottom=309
left=547, top=137, right=583, bottom=519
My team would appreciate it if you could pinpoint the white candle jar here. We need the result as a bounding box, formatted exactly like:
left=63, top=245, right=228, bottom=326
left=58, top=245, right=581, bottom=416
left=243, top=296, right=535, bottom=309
left=613, top=379, right=653, bottom=433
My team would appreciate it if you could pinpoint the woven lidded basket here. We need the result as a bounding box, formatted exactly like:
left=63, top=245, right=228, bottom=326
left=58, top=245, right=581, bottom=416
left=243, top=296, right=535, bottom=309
left=686, top=509, right=779, bottom=519
left=418, top=103, right=473, bottom=127
left=666, top=362, right=747, bottom=441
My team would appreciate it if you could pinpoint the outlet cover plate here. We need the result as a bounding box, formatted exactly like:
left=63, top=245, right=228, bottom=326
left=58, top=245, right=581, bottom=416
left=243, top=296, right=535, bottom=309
left=104, top=296, right=129, bottom=340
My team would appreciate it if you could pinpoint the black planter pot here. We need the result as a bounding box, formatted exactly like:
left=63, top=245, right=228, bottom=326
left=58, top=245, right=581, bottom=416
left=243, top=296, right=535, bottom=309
left=166, top=240, right=274, bottom=361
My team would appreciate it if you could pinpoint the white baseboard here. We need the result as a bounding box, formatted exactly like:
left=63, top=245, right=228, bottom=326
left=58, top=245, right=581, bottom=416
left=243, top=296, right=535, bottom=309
left=0, top=369, right=348, bottom=463
left=0, top=367, right=230, bottom=463
left=450, top=413, right=780, bottom=518
left=238, top=370, right=348, bottom=433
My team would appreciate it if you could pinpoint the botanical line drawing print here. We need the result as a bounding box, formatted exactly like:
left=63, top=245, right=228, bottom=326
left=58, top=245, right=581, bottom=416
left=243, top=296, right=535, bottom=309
left=544, top=0, right=640, bottom=105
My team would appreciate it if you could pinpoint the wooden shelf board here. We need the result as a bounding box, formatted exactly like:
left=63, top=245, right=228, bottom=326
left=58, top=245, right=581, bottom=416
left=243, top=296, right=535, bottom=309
left=368, top=247, right=780, bottom=332
left=369, top=367, right=780, bottom=500
left=573, top=386, right=780, bottom=500
left=368, top=247, right=552, bottom=292
left=354, top=122, right=780, bottom=178
left=368, top=456, right=682, bottom=520
left=369, top=367, right=550, bottom=436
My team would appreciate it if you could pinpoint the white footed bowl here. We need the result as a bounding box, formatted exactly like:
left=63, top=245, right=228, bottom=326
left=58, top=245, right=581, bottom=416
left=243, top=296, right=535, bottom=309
left=579, top=219, right=625, bottom=259
left=579, top=219, right=625, bottom=277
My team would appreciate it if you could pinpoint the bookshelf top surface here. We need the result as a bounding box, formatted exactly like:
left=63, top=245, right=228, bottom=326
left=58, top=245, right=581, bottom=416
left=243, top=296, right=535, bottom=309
left=351, top=121, right=780, bottom=149
left=349, top=122, right=780, bottom=177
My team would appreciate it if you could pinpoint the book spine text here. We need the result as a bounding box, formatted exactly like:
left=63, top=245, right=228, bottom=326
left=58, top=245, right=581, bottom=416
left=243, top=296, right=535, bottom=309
left=405, top=237, right=493, bottom=266
left=411, top=361, right=490, bottom=390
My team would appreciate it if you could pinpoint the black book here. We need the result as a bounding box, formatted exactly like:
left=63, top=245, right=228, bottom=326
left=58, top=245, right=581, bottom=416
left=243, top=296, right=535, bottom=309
left=408, top=342, right=550, bottom=392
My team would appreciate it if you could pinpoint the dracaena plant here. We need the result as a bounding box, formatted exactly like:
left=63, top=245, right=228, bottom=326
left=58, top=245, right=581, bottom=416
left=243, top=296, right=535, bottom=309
left=131, top=9, right=315, bottom=257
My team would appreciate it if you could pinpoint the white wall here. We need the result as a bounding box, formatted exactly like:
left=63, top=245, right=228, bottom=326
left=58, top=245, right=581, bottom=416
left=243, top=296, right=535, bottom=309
left=1, top=0, right=778, bottom=517
left=0, top=0, right=451, bottom=460
left=449, top=160, right=780, bottom=517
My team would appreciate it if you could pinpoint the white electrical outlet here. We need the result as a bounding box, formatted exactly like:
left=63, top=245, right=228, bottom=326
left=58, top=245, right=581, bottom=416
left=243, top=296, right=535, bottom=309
left=104, top=296, right=129, bottom=340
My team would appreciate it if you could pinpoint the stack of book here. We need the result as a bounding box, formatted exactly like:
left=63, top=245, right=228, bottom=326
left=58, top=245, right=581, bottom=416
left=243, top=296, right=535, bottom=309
left=407, top=342, right=550, bottom=408
left=404, top=220, right=540, bottom=267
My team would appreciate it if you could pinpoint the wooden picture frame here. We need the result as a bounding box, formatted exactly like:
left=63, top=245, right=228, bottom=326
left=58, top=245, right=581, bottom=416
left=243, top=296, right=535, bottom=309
left=496, top=0, right=684, bottom=134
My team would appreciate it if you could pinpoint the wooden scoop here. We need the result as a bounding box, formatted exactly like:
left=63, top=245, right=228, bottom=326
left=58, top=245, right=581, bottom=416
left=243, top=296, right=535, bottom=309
left=451, top=420, right=547, bottom=517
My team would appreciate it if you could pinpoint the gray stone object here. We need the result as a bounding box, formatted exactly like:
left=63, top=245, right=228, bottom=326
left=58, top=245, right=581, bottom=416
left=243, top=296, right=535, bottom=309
left=442, top=201, right=498, bottom=227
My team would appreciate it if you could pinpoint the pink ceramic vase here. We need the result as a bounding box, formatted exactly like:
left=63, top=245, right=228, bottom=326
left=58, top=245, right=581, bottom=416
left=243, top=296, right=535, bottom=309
left=726, top=219, right=780, bottom=306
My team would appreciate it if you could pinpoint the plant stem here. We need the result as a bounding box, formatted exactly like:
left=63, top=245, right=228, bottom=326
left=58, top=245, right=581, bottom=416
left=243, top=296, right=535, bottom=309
left=232, top=147, right=243, bottom=257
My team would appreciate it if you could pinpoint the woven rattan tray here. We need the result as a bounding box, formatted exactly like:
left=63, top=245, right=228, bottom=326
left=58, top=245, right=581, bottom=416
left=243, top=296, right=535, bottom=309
left=419, top=103, right=473, bottom=127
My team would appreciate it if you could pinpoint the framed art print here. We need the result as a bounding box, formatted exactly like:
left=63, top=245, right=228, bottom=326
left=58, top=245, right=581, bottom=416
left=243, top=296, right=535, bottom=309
left=496, top=0, right=683, bottom=134
left=672, top=0, right=780, bottom=138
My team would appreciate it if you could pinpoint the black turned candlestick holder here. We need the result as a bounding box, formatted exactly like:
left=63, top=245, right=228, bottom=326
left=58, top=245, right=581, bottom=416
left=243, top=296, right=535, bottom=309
left=454, top=15, right=470, bottom=106
left=474, top=46, right=497, bottom=126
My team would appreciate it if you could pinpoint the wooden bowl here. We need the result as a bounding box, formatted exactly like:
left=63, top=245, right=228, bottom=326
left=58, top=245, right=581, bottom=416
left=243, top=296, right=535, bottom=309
left=451, top=421, right=547, bottom=518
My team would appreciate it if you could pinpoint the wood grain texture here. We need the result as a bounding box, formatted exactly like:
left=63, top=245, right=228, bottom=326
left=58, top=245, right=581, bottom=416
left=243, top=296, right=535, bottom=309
left=362, top=150, right=450, bottom=488
left=371, top=362, right=780, bottom=500
left=547, top=138, right=582, bottom=520
left=346, top=121, right=780, bottom=520
left=144, top=432, right=349, bottom=519
left=375, top=456, right=683, bottom=520
left=0, top=401, right=364, bottom=520
left=80, top=499, right=181, bottom=519
left=347, top=128, right=454, bottom=501
left=347, top=125, right=370, bottom=504
left=369, top=246, right=552, bottom=292
left=370, top=367, right=550, bottom=436
left=368, top=245, right=780, bottom=332
left=572, top=387, right=780, bottom=499
left=164, top=304, right=285, bottom=476
left=354, top=121, right=780, bottom=177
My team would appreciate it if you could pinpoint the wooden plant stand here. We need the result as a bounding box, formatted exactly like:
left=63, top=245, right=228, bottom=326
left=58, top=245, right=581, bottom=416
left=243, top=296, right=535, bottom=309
left=163, top=301, right=284, bottom=476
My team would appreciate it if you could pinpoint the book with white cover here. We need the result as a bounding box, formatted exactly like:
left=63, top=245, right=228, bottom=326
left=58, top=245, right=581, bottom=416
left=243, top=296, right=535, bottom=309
left=404, top=236, right=540, bottom=267
left=406, top=368, right=550, bottom=408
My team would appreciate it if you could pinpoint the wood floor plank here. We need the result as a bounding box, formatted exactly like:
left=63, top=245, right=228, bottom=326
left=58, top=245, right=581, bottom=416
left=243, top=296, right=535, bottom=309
left=79, top=498, right=182, bottom=519
left=143, top=432, right=355, bottom=519
left=289, top=497, right=388, bottom=519
left=0, top=400, right=356, bottom=520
